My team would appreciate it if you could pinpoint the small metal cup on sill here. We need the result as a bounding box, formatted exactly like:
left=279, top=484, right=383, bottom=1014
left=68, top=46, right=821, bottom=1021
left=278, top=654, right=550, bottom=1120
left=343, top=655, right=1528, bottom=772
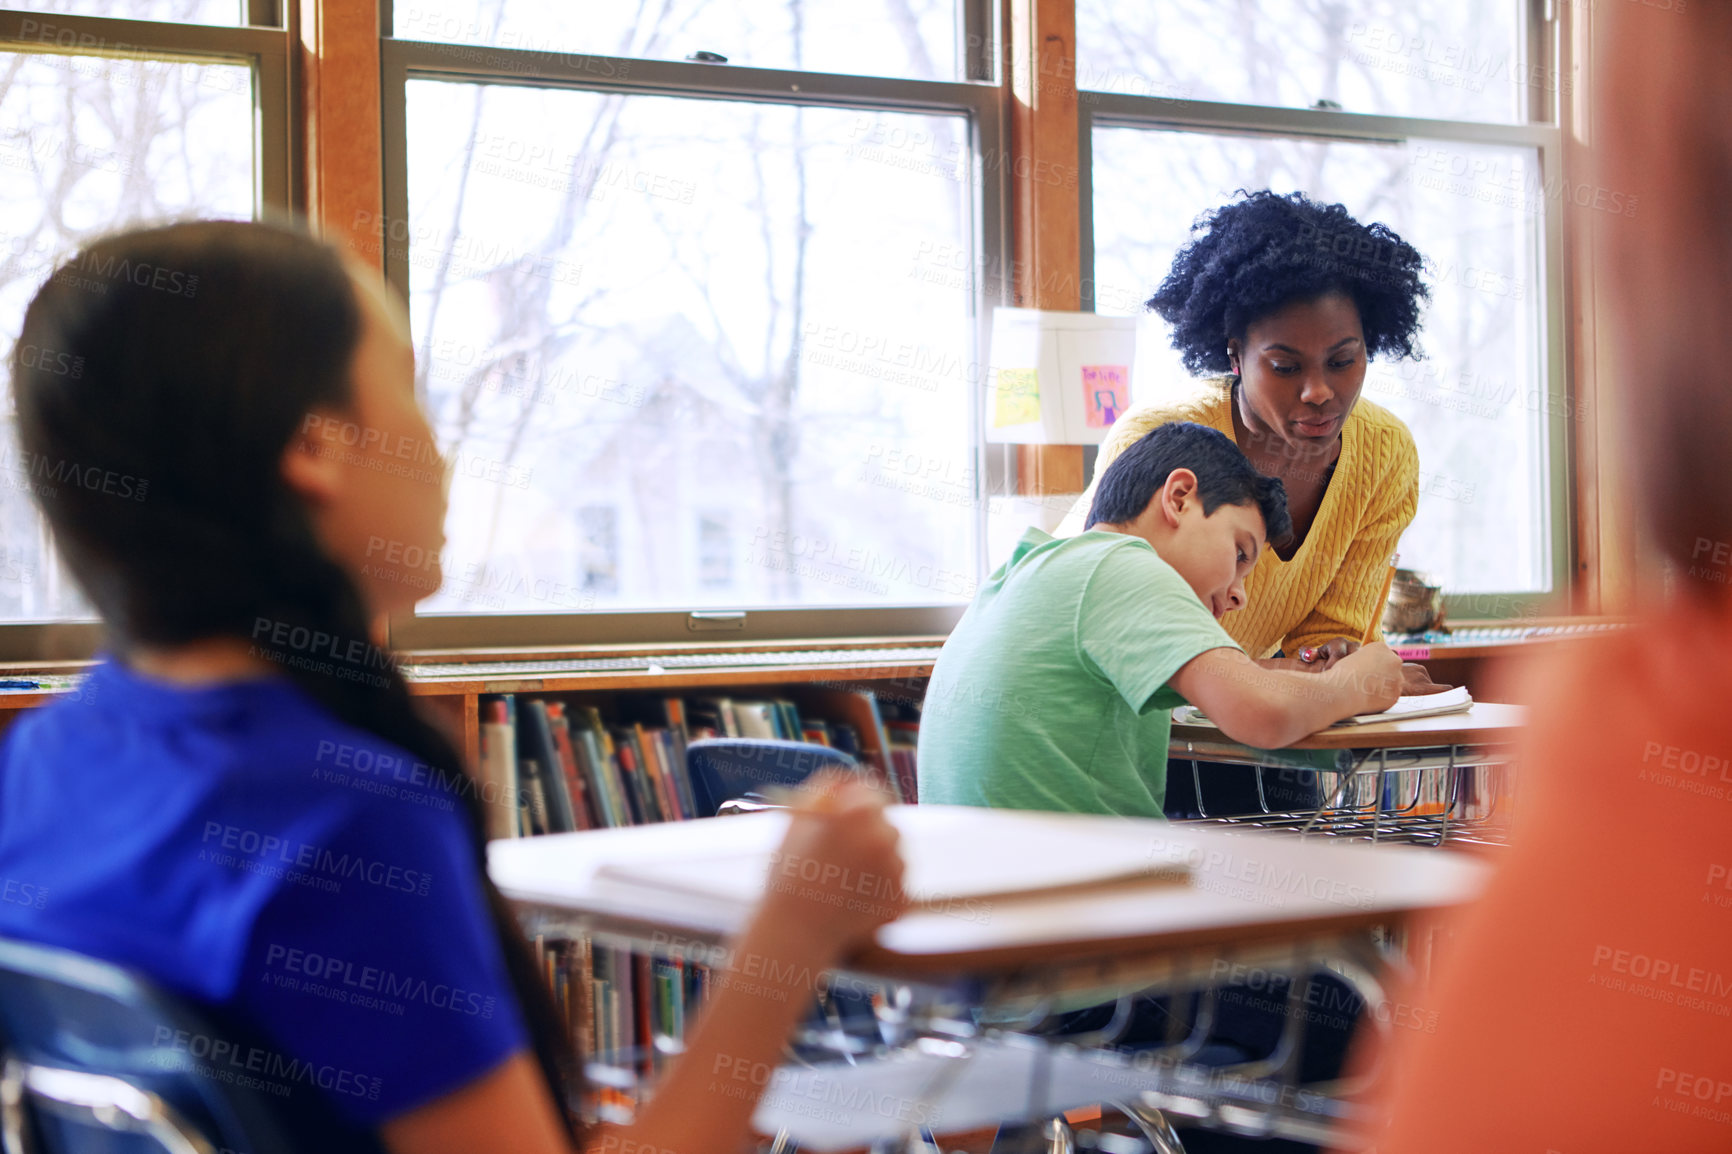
left=1383, top=568, right=1446, bottom=636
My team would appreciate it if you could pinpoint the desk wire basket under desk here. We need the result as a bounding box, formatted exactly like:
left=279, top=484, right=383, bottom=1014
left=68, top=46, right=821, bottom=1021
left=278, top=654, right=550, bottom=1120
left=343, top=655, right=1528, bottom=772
left=523, top=909, right=1401, bottom=1152
left=1172, top=743, right=1518, bottom=848
left=497, top=807, right=1488, bottom=1152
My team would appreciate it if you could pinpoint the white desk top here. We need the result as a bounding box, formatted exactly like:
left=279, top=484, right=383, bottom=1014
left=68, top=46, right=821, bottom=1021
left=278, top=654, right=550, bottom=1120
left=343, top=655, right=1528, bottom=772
left=1172, top=701, right=1527, bottom=755
left=489, top=806, right=1488, bottom=980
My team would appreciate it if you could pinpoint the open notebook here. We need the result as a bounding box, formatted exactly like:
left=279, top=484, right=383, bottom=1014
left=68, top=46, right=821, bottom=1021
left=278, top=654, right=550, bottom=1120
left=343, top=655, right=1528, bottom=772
left=592, top=806, right=1192, bottom=912
left=1173, top=684, right=1474, bottom=730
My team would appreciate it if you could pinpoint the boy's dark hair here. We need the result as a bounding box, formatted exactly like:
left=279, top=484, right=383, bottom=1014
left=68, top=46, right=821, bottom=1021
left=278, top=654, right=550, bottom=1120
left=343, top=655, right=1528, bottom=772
left=1149, top=189, right=1429, bottom=376
left=1086, top=422, right=1292, bottom=545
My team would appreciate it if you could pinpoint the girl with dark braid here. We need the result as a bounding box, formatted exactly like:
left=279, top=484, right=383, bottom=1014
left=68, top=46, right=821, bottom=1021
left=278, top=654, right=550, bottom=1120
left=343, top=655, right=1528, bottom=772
left=0, top=220, right=904, bottom=1154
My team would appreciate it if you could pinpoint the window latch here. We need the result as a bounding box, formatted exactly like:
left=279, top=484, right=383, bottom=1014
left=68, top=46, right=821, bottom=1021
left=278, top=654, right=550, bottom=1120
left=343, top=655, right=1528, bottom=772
left=687, top=611, right=746, bottom=632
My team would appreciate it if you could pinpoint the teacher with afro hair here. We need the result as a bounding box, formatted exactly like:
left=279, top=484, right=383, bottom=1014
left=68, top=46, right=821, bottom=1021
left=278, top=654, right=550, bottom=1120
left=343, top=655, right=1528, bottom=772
left=1061, top=189, right=1450, bottom=693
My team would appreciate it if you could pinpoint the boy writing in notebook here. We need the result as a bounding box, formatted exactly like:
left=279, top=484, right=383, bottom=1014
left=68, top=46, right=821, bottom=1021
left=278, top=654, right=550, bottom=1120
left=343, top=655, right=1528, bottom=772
left=918, top=421, right=1401, bottom=816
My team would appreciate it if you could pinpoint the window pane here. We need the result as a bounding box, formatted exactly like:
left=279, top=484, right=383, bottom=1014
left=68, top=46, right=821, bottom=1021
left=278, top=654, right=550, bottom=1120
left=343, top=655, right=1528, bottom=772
left=1091, top=128, right=1550, bottom=595
left=0, top=50, right=255, bottom=623
left=1078, top=1, right=1531, bottom=124
left=16, top=0, right=243, bottom=26
left=395, top=1, right=964, bottom=83
left=406, top=82, right=978, bottom=615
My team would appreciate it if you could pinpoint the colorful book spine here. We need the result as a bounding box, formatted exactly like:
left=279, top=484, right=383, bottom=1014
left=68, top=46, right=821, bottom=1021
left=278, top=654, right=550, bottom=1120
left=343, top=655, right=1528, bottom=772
left=634, top=722, right=682, bottom=822
left=574, top=725, right=624, bottom=828
left=633, top=952, right=654, bottom=1080
left=659, top=699, right=698, bottom=819
left=521, top=768, right=550, bottom=836
left=575, top=706, right=636, bottom=828
left=656, top=729, right=696, bottom=822
left=520, top=701, right=577, bottom=833
left=886, top=718, right=920, bottom=804
left=610, top=728, right=660, bottom=824
left=477, top=697, right=520, bottom=839
left=545, top=703, right=596, bottom=831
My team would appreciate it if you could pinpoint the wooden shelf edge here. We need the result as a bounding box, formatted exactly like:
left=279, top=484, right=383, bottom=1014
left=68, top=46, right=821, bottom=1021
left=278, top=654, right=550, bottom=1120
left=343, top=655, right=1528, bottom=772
left=405, top=661, right=937, bottom=697
left=399, top=635, right=949, bottom=665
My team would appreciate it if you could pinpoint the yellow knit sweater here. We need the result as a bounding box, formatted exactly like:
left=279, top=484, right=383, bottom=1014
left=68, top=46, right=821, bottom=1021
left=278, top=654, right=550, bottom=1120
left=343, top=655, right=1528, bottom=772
left=1055, top=379, right=1420, bottom=659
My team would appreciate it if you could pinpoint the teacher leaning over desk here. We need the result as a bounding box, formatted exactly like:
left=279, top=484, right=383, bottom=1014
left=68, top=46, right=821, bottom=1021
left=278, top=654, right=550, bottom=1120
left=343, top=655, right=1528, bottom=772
left=1059, top=190, right=1450, bottom=697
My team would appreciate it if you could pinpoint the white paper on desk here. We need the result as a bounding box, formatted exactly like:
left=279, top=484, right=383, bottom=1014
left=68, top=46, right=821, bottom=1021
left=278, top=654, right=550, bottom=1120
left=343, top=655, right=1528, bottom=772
left=593, top=806, right=1191, bottom=910
left=1172, top=684, right=1473, bottom=729
left=753, top=1037, right=1178, bottom=1151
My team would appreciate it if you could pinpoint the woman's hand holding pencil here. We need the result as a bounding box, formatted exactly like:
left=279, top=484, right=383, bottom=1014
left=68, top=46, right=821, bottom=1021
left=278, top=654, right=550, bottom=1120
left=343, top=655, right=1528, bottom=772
left=1294, top=553, right=1455, bottom=694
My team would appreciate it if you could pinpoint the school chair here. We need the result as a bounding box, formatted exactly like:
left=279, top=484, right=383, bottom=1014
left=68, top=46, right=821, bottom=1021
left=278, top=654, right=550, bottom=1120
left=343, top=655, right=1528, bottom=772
left=0, top=935, right=339, bottom=1154
left=685, top=738, right=860, bottom=818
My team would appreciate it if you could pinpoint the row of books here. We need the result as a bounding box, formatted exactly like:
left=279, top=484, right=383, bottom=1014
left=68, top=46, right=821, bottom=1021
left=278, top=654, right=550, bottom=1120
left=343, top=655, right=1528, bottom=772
left=478, top=697, right=690, bottom=838
left=534, top=934, right=709, bottom=1120
left=881, top=696, right=921, bottom=808
left=1365, top=762, right=1511, bottom=823
left=511, top=690, right=925, bottom=1116
left=476, top=690, right=921, bottom=839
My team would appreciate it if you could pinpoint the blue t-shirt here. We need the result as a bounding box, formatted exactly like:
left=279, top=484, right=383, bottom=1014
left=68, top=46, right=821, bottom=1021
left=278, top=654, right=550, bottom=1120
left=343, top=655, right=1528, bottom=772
left=0, top=658, right=530, bottom=1128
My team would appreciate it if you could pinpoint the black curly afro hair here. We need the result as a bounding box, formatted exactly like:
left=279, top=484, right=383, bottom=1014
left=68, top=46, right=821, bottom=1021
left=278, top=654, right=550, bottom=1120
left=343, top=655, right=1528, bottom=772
left=1148, top=190, right=1430, bottom=376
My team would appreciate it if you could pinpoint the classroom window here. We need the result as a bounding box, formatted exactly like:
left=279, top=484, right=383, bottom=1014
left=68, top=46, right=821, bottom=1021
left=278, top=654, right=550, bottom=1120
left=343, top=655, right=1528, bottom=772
left=391, top=0, right=972, bottom=83
left=0, top=9, right=283, bottom=632
left=575, top=505, right=619, bottom=598
left=1077, top=0, right=1533, bottom=125
left=18, top=0, right=251, bottom=25
left=1090, top=129, right=1549, bottom=596
left=696, top=513, right=733, bottom=592
left=1079, top=0, right=1566, bottom=609
left=390, top=41, right=998, bottom=640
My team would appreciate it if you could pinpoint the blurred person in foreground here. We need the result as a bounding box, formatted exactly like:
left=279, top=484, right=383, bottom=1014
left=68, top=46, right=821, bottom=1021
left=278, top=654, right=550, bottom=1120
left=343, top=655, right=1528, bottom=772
left=1362, top=4, right=1732, bottom=1150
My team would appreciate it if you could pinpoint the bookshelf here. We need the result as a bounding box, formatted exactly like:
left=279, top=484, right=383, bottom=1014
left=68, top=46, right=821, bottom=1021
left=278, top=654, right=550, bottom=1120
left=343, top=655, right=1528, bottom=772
left=400, top=637, right=940, bottom=772
left=0, top=639, right=938, bottom=746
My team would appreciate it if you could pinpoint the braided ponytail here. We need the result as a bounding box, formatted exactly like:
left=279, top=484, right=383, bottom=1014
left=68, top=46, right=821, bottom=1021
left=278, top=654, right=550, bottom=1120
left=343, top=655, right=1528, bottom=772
left=12, top=220, right=583, bottom=1141
left=251, top=549, right=585, bottom=1142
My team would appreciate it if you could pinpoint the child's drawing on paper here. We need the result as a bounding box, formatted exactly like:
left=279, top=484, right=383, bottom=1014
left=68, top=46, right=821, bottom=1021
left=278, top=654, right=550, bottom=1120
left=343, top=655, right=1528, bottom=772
left=1082, top=364, right=1128, bottom=428
left=993, top=367, right=1041, bottom=427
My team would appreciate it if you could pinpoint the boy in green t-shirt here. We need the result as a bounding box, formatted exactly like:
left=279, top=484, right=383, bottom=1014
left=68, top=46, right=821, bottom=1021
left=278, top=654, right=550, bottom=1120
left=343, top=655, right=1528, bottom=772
left=917, top=421, right=1401, bottom=816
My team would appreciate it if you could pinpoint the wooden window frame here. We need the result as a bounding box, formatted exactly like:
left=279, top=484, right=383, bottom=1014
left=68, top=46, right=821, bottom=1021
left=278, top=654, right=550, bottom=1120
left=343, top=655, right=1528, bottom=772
left=0, top=0, right=1624, bottom=660
left=0, top=3, right=295, bottom=662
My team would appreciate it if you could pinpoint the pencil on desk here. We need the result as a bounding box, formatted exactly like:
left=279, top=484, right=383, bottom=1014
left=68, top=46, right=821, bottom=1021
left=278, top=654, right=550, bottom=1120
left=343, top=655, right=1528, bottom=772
left=1364, top=553, right=1399, bottom=645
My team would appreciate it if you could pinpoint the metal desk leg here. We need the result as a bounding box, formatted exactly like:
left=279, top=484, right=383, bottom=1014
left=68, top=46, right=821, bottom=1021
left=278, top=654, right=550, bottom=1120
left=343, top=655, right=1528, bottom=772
left=1116, top=1098, right=1188, bottom=1154
left=1370, top=748, right=1389, bottom=843
left=1302, top=753, right=1364, bottom=839
left=1436, top=745, right=1456, bottom=846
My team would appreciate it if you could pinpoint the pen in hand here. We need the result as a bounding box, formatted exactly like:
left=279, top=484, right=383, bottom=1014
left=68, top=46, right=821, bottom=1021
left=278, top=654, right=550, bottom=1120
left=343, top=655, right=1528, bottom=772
left=1297, top=553, right=1399, bottom=668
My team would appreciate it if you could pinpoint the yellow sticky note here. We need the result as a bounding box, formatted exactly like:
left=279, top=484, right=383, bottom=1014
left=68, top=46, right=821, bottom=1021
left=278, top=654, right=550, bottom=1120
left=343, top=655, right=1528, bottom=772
left=992, top=368, right=1040, bottom=427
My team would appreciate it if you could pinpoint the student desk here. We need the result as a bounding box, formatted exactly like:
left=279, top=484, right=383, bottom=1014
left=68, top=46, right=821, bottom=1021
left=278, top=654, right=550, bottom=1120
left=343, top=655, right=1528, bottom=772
left=1170, top=703, right=1527, bottom=846
left=490, top=807, right=1487, bottom=1149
